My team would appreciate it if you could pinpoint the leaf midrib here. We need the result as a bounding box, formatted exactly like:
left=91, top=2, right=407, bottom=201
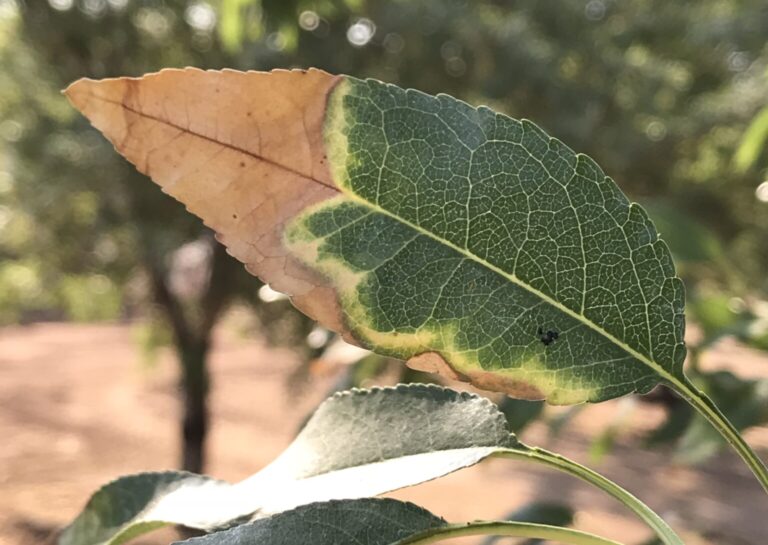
left=77, top=90, right=340, bottom=192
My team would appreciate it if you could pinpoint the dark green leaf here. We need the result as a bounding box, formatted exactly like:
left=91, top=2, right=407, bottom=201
left=172, top=499, right=445, bottom=545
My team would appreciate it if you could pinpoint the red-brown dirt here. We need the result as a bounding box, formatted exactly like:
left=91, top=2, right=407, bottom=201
left=1, top=322, right=766, bottom=545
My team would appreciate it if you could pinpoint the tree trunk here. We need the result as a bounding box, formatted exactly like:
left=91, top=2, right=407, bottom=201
left=180, top=342, right=209, bottom=473
left=146, top=238, right=235, bottom=474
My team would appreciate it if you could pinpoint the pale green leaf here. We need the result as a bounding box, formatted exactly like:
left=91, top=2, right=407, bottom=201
left=57, top=472, right=233, bottom=545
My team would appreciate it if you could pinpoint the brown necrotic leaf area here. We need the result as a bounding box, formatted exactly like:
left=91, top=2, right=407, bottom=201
left=407, top=353, right=544, bottom=400
left=64, top=68, right=348, bottom=334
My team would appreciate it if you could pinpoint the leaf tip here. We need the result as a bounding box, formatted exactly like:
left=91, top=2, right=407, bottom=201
left=62, top=77, right=103, bottom=115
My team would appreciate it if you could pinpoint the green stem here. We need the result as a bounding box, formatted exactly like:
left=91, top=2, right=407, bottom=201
left=395, top=521, right=623, bottom=545
left=494, top=447, right=683, bottom=545
left=668, top=374, right=768, bottom=494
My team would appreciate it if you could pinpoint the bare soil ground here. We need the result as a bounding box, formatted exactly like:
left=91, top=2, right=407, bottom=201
left=1, top=322, right=767, bottom=545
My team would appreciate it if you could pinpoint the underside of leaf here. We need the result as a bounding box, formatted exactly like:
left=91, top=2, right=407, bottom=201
left=65, top=68, right=686, bottom=404
left=57, top=385, right=515, bottom=545
left=57, top=472, right=233, bottom=545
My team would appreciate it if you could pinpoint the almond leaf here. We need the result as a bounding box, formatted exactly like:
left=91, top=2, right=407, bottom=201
left=65, top=68, right=686, bottom=404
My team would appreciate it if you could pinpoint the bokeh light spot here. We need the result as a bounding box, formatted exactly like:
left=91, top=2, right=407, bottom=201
left=185, top=2, right=216, bottom=33
left=347, top=18, right=375, bottom=47
left=299, top=10, right=319, bottom=31
left=585, top=0, right=606, bottom=21
left=756, top=181, right=768, bottom=203
left=383, top=32, right=404, bottom=54
left=0, top=0, right=19, bottom=19
left=82, top=0, right=107, bottom=18
left=48, top=0, right=73, bottom=11
left=266, top=32, right=287, bottom=51
left=645, top=120, right=667, bottom=142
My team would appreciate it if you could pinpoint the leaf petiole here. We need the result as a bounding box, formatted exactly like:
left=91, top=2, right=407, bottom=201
left=494, top=446, right=684, bottom=545
left=669, top=374, right=768, bottom=495
left=394, top=521, right=624, bottom=545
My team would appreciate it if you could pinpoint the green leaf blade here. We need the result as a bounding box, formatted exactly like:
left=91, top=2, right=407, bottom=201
left=173, top=499, right=446, bottom=545
left=288, top=75, right=687, bottom=403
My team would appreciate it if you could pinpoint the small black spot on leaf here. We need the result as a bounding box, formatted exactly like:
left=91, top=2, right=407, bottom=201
left=538, top=327, right=559, bottom=346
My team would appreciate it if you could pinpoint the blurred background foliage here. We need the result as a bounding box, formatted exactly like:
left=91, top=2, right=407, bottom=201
left=1, top=0, right=767, bottom=475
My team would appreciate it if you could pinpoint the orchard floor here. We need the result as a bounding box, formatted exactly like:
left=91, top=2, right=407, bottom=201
left=1, top=322, right=767, bottom=545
